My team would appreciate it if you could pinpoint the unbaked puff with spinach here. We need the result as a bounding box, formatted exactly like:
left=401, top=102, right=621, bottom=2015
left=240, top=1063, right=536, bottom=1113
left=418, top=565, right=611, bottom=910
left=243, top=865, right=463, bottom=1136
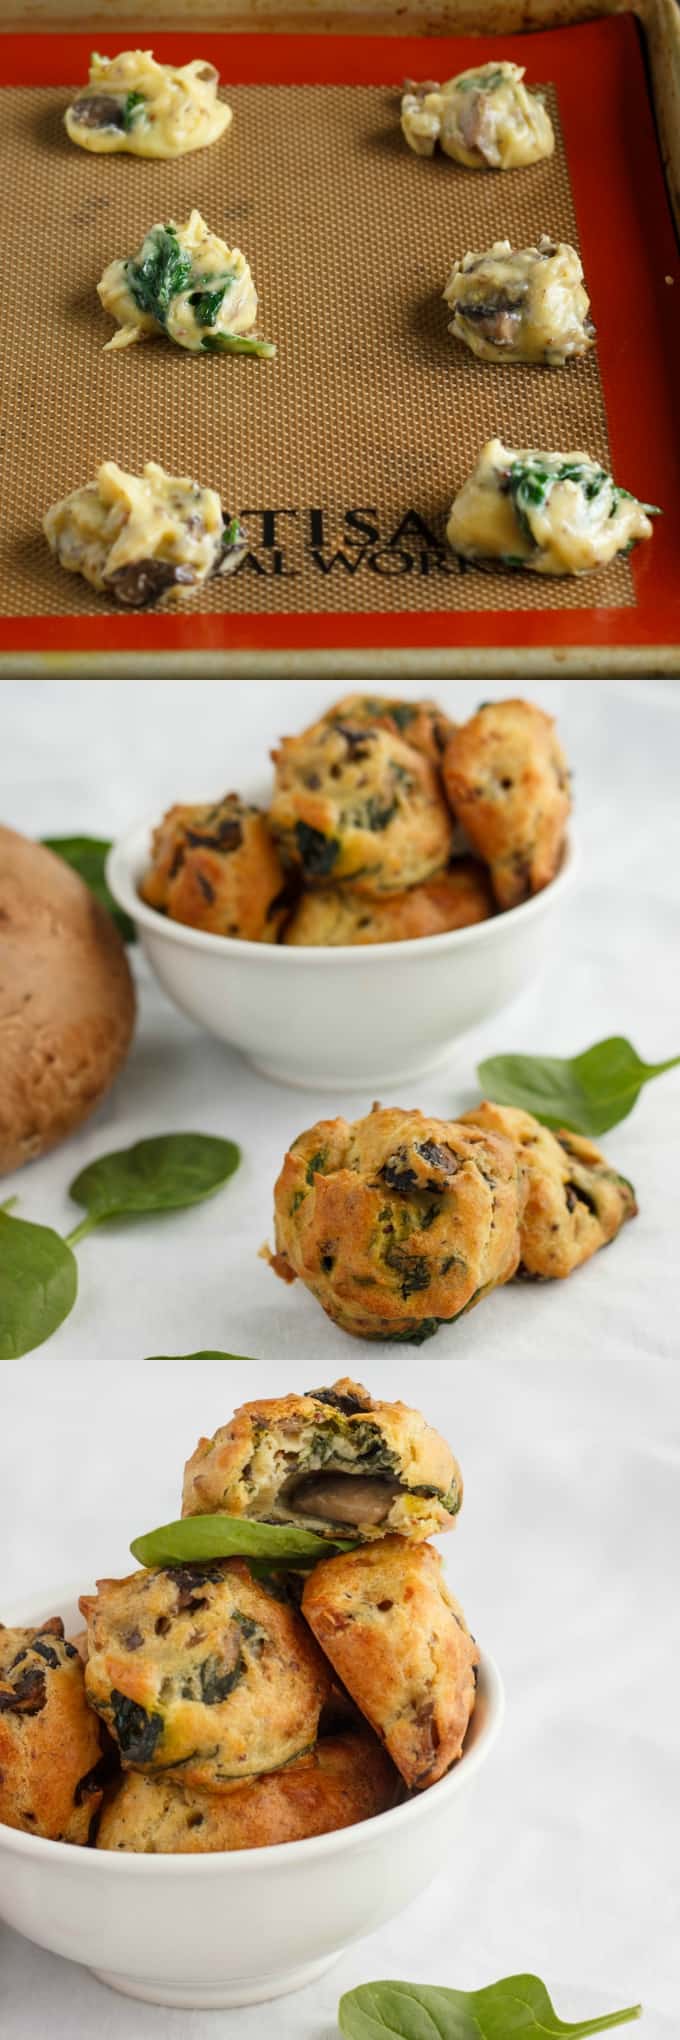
left=0, top=1618, right=106, bottom=1841
left=139, top=793, right=293, bottom=940
left=269, top=1105, right=522, bottom=1342
left=80, top=1561, right=331, bottom=1788
left=182, top=1376, right=462, bottom=1538
left=269, top=715, right=454, bottom=893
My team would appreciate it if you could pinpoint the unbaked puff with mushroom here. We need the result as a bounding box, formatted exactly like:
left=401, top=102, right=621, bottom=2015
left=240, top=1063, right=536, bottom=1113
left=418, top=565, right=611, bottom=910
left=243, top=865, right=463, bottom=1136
left=401, top=62, right=554, bottom=169
left=270, top=1105, right=522, bottom=1342
left=96, top=1731, right=398, bottom=1851
left=462, top=1102, right=637, bottom=1277
left=441, top=699, right=570, bottom=909
left=81, top=1561, right=331, bottom=1788
left=139, top=794, right=291, bottom=940
left=182, top=1377, right=462, bottom=1539
left=65, top=49, right=232, bottom=158
left=269, top=717, right=454, bottom=893
left=0, top=1618, right=105, bottom=1841
left=303, top=1538, right=479, bottom=1789
left=284, top=859, right=494, bottom=945
left=443, top=237, right=595, bottom=366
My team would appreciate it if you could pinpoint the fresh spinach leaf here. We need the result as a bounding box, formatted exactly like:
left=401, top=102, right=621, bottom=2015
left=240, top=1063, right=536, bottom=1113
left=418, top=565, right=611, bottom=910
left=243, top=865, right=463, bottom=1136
left=145, top=1350, right=257, bottom=1362
left=478, top=1036, right=680, bottom=1136
left=130, top=1515, right=356, bottom=1569
left=188, top=276, right=235, bottom=326
left=0, top=1211, right=77, bottom=1360
left=338, top=1976, right=641, bottom=2040
left=42, top=836, right=135, bottom=943
left=67, top=1133, right=240, bottom=1244
left=126, top=225, right=192, bottom=328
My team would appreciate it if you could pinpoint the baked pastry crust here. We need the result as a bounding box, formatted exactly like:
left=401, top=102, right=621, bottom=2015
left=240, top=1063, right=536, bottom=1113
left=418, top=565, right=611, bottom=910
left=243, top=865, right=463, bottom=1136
left=271, top=1105, right=522, bottom=1342
left=463, top=1102, right=637, bottom=1276
left=95, top=1730, right=398, bottom=1850
left=182, top=1376, right=462, bottom=1538
left=303, top=1537, right=479, bottom=1790
left=317, top=694, right=456, bottom=767
left=81, top=1562, right=330, bottom=1787
left=140, top=795, right=289, bottom=940
left=284, top=858, right=494, bottom=946
left=441, top=698, right=570, bottom=909
left=0, top=1617, right=104, bottom=1842
left=269, top=716, right=453, bottom=895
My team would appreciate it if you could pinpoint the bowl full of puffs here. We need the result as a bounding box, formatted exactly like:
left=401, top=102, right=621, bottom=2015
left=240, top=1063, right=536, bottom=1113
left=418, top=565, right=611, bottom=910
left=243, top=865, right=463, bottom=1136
left=107, top=693, right=577, bottom=1086
left=0, top=1380, right=502, bottom=2009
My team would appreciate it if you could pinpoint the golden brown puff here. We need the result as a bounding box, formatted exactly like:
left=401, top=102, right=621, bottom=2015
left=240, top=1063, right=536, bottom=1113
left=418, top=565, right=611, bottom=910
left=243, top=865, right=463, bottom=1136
left=317, top=694, right=456, bottom=768
left=0, top=1617, right=104, bottom=1842
left=270, top=1105, right=522, bottom=1343
left=463, top=1102, right=637, bottom=1277
left=95, top=1730, right=398, bottom=1851
left=284, top=859, right=495, bottom=946
left=269, top=720, right=454, bottom=895
left=81, top=1561, right=331, bottom=1788
left=303, top=1538, right=479, bottom=1791
left=139, top=794, right=290, bottom=941
left=441, top=699, right=570, bottom=909
left=183, top=1376, right=462, bottom=1539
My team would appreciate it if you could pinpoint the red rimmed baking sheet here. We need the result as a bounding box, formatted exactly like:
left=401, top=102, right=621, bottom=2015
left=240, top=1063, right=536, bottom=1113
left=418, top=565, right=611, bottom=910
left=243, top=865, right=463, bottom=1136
left=0, top=18, right=679, bottom=666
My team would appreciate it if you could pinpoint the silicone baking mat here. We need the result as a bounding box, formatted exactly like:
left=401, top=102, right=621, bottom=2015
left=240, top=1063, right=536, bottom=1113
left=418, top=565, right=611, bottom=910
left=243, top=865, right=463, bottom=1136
left=0, top=18, right=678, bottom=662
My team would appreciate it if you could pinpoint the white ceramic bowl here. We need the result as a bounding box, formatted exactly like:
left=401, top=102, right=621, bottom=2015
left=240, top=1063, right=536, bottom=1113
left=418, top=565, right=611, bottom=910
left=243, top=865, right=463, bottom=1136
left=0, top=1584, right=503, bottom=2011
left=107, top=811, right=577, bottom=1091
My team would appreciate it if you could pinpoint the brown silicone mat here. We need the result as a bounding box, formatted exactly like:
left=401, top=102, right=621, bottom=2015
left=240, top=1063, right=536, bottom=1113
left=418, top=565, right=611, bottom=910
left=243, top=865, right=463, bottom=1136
left=1, top=76, right=633, bottom=617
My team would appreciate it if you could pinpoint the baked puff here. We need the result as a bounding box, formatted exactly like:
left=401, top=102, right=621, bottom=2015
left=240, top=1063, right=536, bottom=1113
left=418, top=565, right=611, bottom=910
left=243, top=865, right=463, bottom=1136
left=96, top=1729, right=398, bottom=1851
left=442, top=698, right=570, bottom=908
left=303, top=1537, right=479, bottom=1789
left=182, top=1376, right=462, bottom=1540
left=0, top=1617, right=105, bottom=1842
left=463, top=1101, right=637, bottom=1277
left=269, top=718, right=454, bottom=895
left=270, top=1104, right=522, bottom=1342
left=139, top=794, right=291, bottom=940
left=284, top=858, right=494, bottom=945
left=317, top=694, right=456, bottom=768
left=81, top=1561, right=331, bottom=1788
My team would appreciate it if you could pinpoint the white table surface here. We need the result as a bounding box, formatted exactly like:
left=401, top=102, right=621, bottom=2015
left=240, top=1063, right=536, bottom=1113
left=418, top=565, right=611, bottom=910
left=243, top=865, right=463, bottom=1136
left=0, top=677, right=679, bottom=2035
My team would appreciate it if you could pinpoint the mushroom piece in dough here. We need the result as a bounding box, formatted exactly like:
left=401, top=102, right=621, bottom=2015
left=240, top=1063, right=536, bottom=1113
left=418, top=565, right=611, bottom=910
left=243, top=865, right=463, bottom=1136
left=65, top=49, right=232, bottom=158
left=182, top=1376, right=463, bottom=1541
left=284, top=859, right=494, bottom=945
left=441, top=699, right=570, bottom=909
left=0, top=1617, right=105, bottom=1842
left=446, top=439, right=658, bottom=575
left=401, top=62, right=554, bottom=170
left=462, top=1102, right=637, bottom=1278
left=270, top=1105, right=522, bottom=1342
left=81, top=1562, right=331, bottom=1788
left=443, top=238, right=595, bottom=366
left=95, top=1731, right=399, bottom=1851
left=317, top=693, right=456, bottom=768
left=98, top=213, right=275, bottom=359
left=302, top=1537, right=479, bottom=1790
left=139, top=794, right=290, bottom=941
left=43, top=461, right=246, bottom=609
left=269, top=718, right=454, bottom=894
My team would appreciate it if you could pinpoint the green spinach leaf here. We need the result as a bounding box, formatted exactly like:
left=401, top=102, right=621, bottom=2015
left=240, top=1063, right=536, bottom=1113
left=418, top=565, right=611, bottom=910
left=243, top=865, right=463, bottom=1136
left=202, top=332, right=276, bottom=358
left=145, top=1350, right=257, bottom=1361
left=42, top=836, right=135, bottom=943
left=67, top=1133, right=240, bottom=1244
left=126, top=225, right=192, bottom=328
left=0, top=1211, right=77, bottom=1360
left=123, top=90, right=146, bottom=130
left=338, top=1976, right=641, bottom=2040
left=478, top=1036, right=680, bottom=1136
left=130, top=1515, right=356, bottom=1569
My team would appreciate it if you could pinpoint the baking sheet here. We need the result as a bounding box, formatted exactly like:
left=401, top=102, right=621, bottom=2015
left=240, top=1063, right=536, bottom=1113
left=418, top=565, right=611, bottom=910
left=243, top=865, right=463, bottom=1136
left=0, top=19, right=679, bottom=662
